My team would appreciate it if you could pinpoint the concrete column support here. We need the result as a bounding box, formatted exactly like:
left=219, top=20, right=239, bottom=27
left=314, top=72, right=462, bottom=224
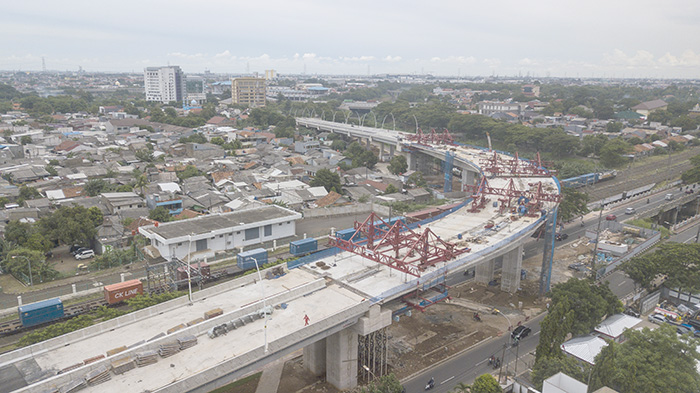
left=326, top=328, right=358, bottom=390
left=501, top=244, right=523, bottom=293
left=672, top=208, right=679, bottom=225
left=379, top=143, right=385, bottom=160
left=389, top=144, right=395, bottom=156
left=475, top=258, right=495, bottom=284
left=303, top=339, right=326, bottom=376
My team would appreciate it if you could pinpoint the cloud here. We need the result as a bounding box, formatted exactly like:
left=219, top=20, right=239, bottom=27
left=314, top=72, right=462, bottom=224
left=429, top=56, right=476, bottom=65
left=657, top=50, right=700, bottom=67
left=383, top=55, right=402, bottom=62
left=603, top=49, right=656, bottom=67
left=482, top=58, right=501, bottom=67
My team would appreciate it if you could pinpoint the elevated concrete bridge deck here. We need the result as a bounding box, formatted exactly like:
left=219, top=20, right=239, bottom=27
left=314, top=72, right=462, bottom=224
left=3, top=123, right=560, bottom=392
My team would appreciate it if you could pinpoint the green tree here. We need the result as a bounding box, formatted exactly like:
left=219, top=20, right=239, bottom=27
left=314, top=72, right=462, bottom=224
left=177, top=165, right=203, bottom=180
left=38, top=205, right=102, bottom=246
left=470, top=374, right=502, bottom=393
left=135, top=149, right=154, bottom=163
left=558, top=187, right=589, bottom=222
left=18, top=186, right=41, bottom=203
left=345, top=141, right=378, bottom=169
left=599, top=138, right=632, bottom=167
left=589, top=325, right=700, bottom=393
left=531, top=354, right=590, bottom=390
left=407, top=172, right=426, bottom=187
left=84, top=179, right=110, bottom=196
left=606, top=121, right=623, bottom=133
left=311, top=169, right=342, bottom=193
left=549, top=278, right=623, bottom=336
left=388, top=155, right=408, bottom=175
left=45, top=165, right=58, bottom=176
left=20, top=135, right=32, bottom=145
left=149, top=206, right=172, bottom=223
left=384, top=184, right=399, bottom=195
left=330, top=139, right=346, bottom=151
left=621, top=243, right=700, bottom=292
left=358, top=373, right=404, bottom=393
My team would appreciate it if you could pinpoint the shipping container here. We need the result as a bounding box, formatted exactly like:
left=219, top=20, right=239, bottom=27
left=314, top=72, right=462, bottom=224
left=19, top=298, right=64, bottom=328
left=104, top=279, right=144, bottom=304
left=176, top=261, right=211, bottom=282
left=336, top=228, right=357, bottom=241
left=290, top=238, right=318, bottom=256
left=237, top=248, right=268, bottom=270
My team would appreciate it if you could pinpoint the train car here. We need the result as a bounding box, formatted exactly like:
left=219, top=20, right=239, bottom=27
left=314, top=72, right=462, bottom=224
left=290, top=238, right=318, bottom=256
left=336, top=228, right=357, bottom=241
left=176, top=261, right=211, bottom=282
left=19, top=298, right=64, bottom=328
left=237, top=249, right=268, bottom=270
left=104, top=280, right=143, bottom=305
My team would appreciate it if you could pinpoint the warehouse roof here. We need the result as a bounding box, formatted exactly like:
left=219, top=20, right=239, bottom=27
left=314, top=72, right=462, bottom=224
left=143, top=205, right=300, bottom=240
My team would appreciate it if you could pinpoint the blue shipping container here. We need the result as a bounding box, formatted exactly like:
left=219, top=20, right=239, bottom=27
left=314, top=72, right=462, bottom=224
left=237, top=248, right=268, bottom=270
left=290, top=238, right=318, bottom=256
left=19, top=298, right=64, bottom=328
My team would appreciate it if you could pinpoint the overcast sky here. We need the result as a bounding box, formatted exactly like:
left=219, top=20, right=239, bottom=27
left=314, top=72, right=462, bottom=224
left=2, top=0, right=699, bottom=78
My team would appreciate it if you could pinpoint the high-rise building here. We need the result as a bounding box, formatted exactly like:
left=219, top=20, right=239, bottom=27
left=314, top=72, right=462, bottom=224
left=144, top=66, right=185, bottom=103
left=231, top=77, right=266, bottom=108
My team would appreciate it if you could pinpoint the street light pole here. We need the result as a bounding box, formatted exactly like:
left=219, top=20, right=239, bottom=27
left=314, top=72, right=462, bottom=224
left=251, top=257, right=269, bottom=353
left=187, top=234, right=193, bottom=303
left=362, top=364, right=377, bottom=382
left=12, top=256, right=32, bottom=286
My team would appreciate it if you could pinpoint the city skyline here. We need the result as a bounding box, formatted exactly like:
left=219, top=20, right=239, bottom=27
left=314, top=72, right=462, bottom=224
left=1, top=0, right=700, bottom=79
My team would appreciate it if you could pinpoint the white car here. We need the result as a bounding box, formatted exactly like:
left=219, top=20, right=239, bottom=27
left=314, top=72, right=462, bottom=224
left=648, top=313, right=666, bottom=324
left=75, top=249, right=95, bottom=260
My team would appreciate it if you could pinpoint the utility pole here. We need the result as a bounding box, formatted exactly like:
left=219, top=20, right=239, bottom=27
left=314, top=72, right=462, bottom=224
left=497, top=342, right=507, bottom=384
left=590, top=205, right=605, bottom=279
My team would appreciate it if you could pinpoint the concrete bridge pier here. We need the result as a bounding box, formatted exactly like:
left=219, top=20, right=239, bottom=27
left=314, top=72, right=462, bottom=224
left=475, top=258, right=496, bottom=284
left=500, top=244, right=523, bottom=293
left=461, top=168, right=477, bottom=189
left=303, top=305, right=392, bottom=390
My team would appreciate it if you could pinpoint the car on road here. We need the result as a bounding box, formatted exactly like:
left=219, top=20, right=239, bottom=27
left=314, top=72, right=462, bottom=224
left=686, top=189, right=694, bottom=194
left=75, top=249, right=94, bottom=260
left=665, top=193, right=674, bottom=201
left=555, top=233, right=569, bottom=241
left=605, top=214, right=617, bottom=221
left=625, top=207, right=636, bottom=215
left=511, top=325, right=531, bottom=341
left=568, top=262, right=587, bottom=272
left=648, top=313, right=666, bottom=324
left=676, top=325, right=693, bottom=335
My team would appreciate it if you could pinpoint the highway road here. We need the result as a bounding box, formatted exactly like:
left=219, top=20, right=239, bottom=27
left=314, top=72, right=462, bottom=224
left=402, top=313, right=546, bottom=392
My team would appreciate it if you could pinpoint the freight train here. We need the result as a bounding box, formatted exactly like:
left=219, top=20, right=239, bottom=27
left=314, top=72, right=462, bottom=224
left=1, top=280, right=143, bottom=335
left=560, top=170, right=617, bottom=188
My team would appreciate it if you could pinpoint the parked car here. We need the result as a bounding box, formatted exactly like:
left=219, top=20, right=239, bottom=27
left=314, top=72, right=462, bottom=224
left=676, top=325, right=693, bottom=335
left=511, top=325, right=532, bottom=341
left=605, top=214, right=617, bottom=221
left=75, top=249, right=95, bottom=260
left=623, top=308, right=640, bottom=318
left=69, top=244, right=86, bottom=254
left=625, top=207, right=636, bottom=215
left=686, top=189, right=694, bottom=194
left=568, top=263, right=586, bottom=272
left=648, top=313, right=666, bottom=324
left=71, top=246, right=89, bottom=256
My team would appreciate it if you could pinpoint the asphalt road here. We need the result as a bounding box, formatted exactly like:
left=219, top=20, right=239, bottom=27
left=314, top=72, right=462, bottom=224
left=402, top=312, right=546, bottom=392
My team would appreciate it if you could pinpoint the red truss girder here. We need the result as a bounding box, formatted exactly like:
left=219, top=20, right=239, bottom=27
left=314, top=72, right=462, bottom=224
left=479, top=151, right=554, bottom=177
left=407, top=128, right=455, bottom=146
left=329, top=212, right=470, bottom=277
left=463, top=177, right=561, bottom=213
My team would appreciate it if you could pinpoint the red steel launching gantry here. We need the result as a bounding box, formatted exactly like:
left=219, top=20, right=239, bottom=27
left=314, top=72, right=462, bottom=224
left=329, top=213, right=470, bottom=278
left=479, top=151, right=554, bottom=177
left=407, top=128, right=456, bottom=146
left=463, top=177, right=562, bottom=214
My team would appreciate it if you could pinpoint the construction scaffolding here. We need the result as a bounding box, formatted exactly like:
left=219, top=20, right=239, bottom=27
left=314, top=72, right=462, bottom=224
left=358, top=327, right=388, bottom=383
left=145, top=259, right=205, bottom=294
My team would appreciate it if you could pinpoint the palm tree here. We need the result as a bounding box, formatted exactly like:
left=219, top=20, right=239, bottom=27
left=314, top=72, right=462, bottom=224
left=453, top=382, right=471, bottom=393
left=134, top=174, right=148, bottom=197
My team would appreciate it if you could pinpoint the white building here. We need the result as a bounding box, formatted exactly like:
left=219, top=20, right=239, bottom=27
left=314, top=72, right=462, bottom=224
left=138, top=205, right=302, bottom=261
left=144, top=66, right=185, bottom=103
